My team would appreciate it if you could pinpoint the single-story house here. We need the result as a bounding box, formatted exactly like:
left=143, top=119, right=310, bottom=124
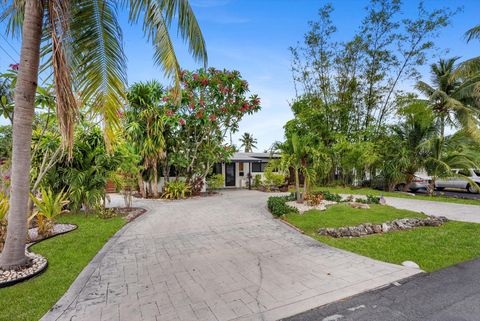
left=212, top=152, right=280, bottom=188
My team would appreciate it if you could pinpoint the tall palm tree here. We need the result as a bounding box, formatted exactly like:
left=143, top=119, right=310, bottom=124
left=239, top=132, right=257, bottom=152
left=416, top=58, right=480, bottom=140
left=125, top=81, right=166, bottom=198
left=0, top=0, right=206, bottom=270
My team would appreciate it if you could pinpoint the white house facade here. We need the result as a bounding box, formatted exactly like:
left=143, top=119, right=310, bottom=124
left=212, top=152, right=280, bottom=189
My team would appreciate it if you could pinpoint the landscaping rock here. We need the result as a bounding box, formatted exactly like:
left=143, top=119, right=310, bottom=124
left=0, top=251, right=47, bottom=286
left=402, top=261, right=420, bottom=269
left=318, top=216, right=449, bottom=238
left=350, top=202, right=370, bottom=209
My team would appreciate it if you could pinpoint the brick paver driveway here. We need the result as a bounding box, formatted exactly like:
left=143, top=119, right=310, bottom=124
left=42, top=190, right=420, bottom=321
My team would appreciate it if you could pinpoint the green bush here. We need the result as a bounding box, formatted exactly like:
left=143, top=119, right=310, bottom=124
left=253, top=175, right=262, bottom=189
left=319, top=191, right=342, bottom=202
left=355, top=194, right=381, bottom=204
left=207, top=174, right=224, bottom=190
left=267, top=196, right=299, bottom=217
left=162, top=180, right=191, bottom=199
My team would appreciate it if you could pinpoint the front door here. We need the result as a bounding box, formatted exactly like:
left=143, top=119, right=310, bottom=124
left=225, top=163, right=236, bottom=187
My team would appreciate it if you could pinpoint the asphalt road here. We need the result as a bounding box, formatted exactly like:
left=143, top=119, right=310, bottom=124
left=414, top=188, right=480, bottom=200
left=281, top=258, right=480, bottom=321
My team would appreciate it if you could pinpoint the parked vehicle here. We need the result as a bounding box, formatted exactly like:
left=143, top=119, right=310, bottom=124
left=368, top=174, right=431, bottom=192
left=435, top=169, right=480, bottom=194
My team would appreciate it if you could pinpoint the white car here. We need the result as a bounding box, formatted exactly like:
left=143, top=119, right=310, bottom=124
left=435, top=169, right=480, bottom=193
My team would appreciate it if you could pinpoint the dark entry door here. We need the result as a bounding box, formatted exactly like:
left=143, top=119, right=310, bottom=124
left=225, top=163, right=236, bottom=187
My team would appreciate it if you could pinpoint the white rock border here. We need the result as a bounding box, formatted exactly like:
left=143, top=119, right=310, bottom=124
left=286, top=200, right=338, bottom=214
left=0, top=251, right=48, bottom=288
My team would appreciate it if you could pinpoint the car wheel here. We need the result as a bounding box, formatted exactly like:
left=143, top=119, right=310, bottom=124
left=410, top=188, right=418, bottom=193
left=467, top=184, right=479, bottom=194
left=436, top=187, right=445, bottom=191
left=396, top=183, right=405, bottom=191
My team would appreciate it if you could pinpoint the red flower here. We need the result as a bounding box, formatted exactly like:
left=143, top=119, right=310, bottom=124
left=201, top=78, right=209, bottom=86
left=199, top=99, right=205, bottom=106
left=190, top=102, right=195, bottom=110
left=195, top=111, right=203, bottom=119
left=9, top=63, right=19, bottom=71
left=165, top=109, right=174, bottom=116
left=179, top=118, right=186, bottom=126
left=162, top=96, right=169, bottom=102
left=220, top=107, right=228, bottom=112
left=193, top=74, right=199, bottom=81
left=253, top=97, right=260, bottom=105
left=209, top=114, right=217, bottom=122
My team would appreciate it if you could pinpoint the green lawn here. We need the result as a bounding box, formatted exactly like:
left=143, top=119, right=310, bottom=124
left=0, top=214, right=125, bottom=321
left=284, top=204, right=480, bottom=272
left=312, top=186, right=480, bottom=206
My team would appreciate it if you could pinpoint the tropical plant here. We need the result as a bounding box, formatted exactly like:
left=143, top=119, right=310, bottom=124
left=416, top=58, right=480, bottom=139
left=162, top=180, right=191, bottom=199
left=116, top=142, right=143, bottom=208
left=30, top=188, right=69, bottom=237
left=253, top=174, right=262, bottom=189
left=125, top=81, right=167, bottom=198
left=263, top=165, right=286, bottom=190
left=0, top=0, right=206, bottom=269
left=267, top=196, right=298, bottom=217
left=206, top=174, right=224, bottom=191
left=239, top=132, right=257, bottom=152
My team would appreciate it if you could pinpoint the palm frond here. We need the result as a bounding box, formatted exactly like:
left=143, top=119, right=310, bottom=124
left=465, top=25, right=480, bottom=43
left=70, top=0, right=127, bottom=146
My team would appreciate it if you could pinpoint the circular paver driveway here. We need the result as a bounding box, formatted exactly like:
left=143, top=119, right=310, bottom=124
left=42, top=190, right=419, bottom=321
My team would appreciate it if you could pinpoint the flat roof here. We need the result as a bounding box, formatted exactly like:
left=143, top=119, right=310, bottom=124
left=230, top=152, right=279, bottom=162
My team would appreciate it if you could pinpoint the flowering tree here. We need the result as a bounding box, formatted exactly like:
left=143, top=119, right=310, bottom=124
left=163, top=68, right=261, bottom=190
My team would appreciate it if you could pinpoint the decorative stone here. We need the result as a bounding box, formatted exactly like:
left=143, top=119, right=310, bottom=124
left=318, top=216, right=449, bottom=238
left=350, top=202, right=370, bottom=209
left=402, top=261, right=420, bottom=269
left=0, top=251, right=47, bottom=287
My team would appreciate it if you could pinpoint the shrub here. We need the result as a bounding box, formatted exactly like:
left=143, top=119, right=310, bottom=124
left=320, top=191, right=342, bottom=202
left=207, top=174, right=224, bottom=190
left=264, top=169, right=286, bottom=188
left=355, top=194, right=381, bottom=204
left=162, top=180, right=191, bottom=199
left=30, top=188, right=69, bottom=237
left=253, top=175, right=262, bottom=189
left=97, top=207, right=119, bottom=219
left=267, top=196, right=299, bottom=217
left=305, top=193, right=324, bottom=206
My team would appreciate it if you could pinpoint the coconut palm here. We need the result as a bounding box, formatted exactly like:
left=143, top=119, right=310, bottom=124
left=0, top=0, right=206, bottom=269
left=416, top=58, right=480, bottom=140
left=239, top=132, right=257, bottom=152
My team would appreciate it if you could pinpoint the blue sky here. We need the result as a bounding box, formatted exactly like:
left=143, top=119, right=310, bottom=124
left=1, top=0, right=479, bottom=151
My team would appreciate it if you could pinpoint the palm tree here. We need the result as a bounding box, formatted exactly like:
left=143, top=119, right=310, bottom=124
left=125, top=81, right=166, bottom=198
left=416, top=58, right=480, bottom=140
left=0, top=0, right=206, bottom=270
left=239, top=132, right=257, bottom=152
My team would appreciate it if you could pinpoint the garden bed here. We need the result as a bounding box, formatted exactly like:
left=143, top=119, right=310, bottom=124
left=0, top=213, right=125, bottom=321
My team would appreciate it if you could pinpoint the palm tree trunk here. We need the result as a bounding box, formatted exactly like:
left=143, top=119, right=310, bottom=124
left=137, top=173, right=146, bottom=198
left=294, top=167, right=301, bottom=203
left=0, top=0, right=43, bottom=270
left=152, top=160, right=159, bottom=198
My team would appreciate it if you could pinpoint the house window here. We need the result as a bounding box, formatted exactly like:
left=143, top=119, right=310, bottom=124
left=239, top=163, right=244, bottom=176
left=212, top=163, right=222, bottom=175
left=252, top=162, right=267, bottom=172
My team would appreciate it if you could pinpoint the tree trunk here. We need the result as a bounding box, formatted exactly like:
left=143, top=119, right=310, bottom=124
left=152, top=160, right=159, bottom=198
left=0, top=0, right=44, bottom=269
left=294, top=167, right=301, bottom=203
left=137, top=173, right=146, bottom=198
